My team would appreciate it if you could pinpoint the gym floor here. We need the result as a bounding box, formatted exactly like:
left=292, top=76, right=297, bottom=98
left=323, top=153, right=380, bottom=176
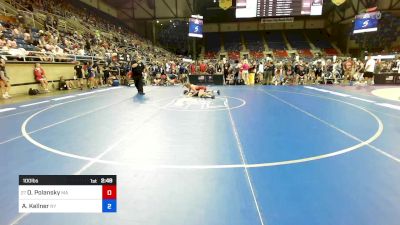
left=1, top=85, right=400, bottom=225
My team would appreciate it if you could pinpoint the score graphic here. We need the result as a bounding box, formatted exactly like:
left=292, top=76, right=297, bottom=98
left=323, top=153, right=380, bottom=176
left=353, top=11, right=380, bottom=34
left=236, top=0, right=324, bottom=18
left=188, top=15, right=203, bottom=38
left=19, top=175, right=117, bottom=213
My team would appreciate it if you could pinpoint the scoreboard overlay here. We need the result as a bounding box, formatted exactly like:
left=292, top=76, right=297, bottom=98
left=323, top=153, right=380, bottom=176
left=19, top=175, right=117, bottom=213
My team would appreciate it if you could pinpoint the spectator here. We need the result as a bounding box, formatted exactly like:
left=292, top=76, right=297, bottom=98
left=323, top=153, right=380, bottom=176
left=77, top=47, right=85, bottom=56
left=92, top=62, right=101, bottom=87
left=74, top=61, right=84, bottom=90
left=0, top=59, right=11, bottom=99
left=58, top=76, right=75, bottom=90
left=87, top=61, right=96, bottom=89
left=223, top=61, right=230, bottom=84
left=7, top=37, right=17, bottom=49
left=241, top=59, right=250, bottom=85
left=0, top=36, right=7, bottom=49
left=16, top=11, right=26, bottom=26
left=364, top=54, right=376, bottom=85
left=265, top=61, right=274, bottom=85
left=199, top=61, right=207, bottom=73
left=23, top=28, right=32, bottom=44
left=38, top=31, right=47, bottom=47
left=53, top=16, right=58, bottom=29
left=34, top=63, right=50, bottom=92
left=248, top=61, right=256, bottom=85
left=45, top=15, right=53, bottom=30
left=102, top=64, right=112, bottom=86
left=343, top=57, right=354, bottom=82
left=206, top=63, right=215, bottom=75
left=53, top=46, right=64, bottom=61
left=12, top=25, right=23, bottom=38
left=257, top=61, right=264, bottom=83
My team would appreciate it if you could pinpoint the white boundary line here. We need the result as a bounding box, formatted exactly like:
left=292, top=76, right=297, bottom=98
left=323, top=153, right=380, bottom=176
left=350, top=96, right=375, bottom=103
left=291, top=88, right=400, bottom=119
left=20, top=101, right=50, bottom=108
left=9, top=213, right=28, bottom=225
left=76, top=92, right=96, bottom=96
left=0, top=96, right=101, bottom=146
left=51, top=95, right=76, bottom=101
left=367, top=108, right=400, bottom=120
left=9, top=86, right=153, bottom=225
left=329, top=91, right=351, bottom=97
left=20, top=89, right=384, bottom=169
left=261, top=89, right=400, bottom=164
left=1, top=86, right=137, bottom=145
left=375, top=103, right=400, bottom=111
left=15, top=95, right=134, bottom=156
left=0, top=108, right=16, bottom=113
left=226, top=98, right=265, bottom=225
left=304, top=86, right=400, bottom=109
left=0, top=107, right=49, bottom=119
left=10, top=126, right=133, bottom=225
left=8, top=88, right=397, bottom=225
left=74, top=109, right=162, bottom=174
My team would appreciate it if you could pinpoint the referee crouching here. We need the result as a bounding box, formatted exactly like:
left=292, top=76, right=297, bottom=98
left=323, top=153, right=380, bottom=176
left=131, top=57, right=145, bottom=95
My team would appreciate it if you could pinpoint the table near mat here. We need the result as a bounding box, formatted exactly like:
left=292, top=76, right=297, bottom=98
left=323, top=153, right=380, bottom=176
left=188, top=74, right=224, bottom=85
left=374, top=72, right=400, bottom=85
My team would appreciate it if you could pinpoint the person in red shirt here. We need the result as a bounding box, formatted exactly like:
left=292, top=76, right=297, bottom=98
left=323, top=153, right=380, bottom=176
left=34, top=63, right=49, bottom=92
left=190, top=63, right=196, bottom=74
left=241, top=59, right=250, bottom=85
left=199, top=61, right=207, bottom=73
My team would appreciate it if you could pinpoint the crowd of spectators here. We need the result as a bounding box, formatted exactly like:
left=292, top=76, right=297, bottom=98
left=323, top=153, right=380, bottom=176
left=184, top=55, right=400, bottom=86
left=0, top=0, right=185, bottom=98
left=1, top=0, right=175, bottom=63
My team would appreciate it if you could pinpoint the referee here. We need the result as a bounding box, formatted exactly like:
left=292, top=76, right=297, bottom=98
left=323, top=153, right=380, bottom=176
left=131, top=57, right=145, bottom=95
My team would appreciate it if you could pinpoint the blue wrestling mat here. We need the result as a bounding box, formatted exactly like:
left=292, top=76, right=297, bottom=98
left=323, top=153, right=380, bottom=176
left=1, top=85, right=400, bottom=225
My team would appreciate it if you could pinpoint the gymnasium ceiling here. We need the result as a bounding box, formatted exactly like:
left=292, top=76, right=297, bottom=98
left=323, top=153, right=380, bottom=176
left=104, top=0, right=400, bottom=24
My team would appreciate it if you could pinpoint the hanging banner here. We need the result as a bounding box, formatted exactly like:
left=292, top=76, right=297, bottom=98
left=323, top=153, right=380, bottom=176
left=331, top=0, right=346, bottom=6
left=219, top=0, right=232, bottom=10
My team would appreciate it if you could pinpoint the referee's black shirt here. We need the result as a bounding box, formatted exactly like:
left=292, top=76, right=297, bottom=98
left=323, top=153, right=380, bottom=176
left=131, top=60, right=145, bottom=77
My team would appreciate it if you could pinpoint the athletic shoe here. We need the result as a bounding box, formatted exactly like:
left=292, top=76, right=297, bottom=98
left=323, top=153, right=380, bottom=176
left=139, top=92, right=145, bottom=95
left=2, top=94, right=8, bottom=99
left=211, top=95, right=215, bottom=99
left=5, top=93, right=11, bottom=98
left=217, top=90, right=220, bottom=95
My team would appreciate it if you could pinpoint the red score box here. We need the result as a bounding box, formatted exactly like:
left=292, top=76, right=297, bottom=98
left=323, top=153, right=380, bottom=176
left=102, top=185, right=117, bottom=199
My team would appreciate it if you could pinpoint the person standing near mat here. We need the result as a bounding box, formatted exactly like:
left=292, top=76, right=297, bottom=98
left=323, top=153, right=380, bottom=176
left=0, top=59, right=11, bottom=99
left=131, top=56, right=145, bottom=95
left=74, top=61, right=84, bottom=90
left=364, top=54, right=376, bottom=85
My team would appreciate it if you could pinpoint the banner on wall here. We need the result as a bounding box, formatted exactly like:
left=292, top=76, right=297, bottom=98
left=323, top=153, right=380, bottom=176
left=219, top=0, right=232, bottom=10
left=331, top=0, right=346, bottom=6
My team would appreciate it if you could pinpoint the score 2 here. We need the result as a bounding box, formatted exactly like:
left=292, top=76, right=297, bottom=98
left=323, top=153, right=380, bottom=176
left=102, top=185, right=117, bottom=212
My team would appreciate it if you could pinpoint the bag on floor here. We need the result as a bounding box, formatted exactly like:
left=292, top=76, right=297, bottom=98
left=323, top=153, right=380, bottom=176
left=28, top=88, right=40, bottom=95
left=112, top=79, right=120, bottom=86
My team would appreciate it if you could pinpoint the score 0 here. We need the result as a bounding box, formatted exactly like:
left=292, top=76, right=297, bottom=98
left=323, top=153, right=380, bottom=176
left=102, top=185, right=117, bottom=212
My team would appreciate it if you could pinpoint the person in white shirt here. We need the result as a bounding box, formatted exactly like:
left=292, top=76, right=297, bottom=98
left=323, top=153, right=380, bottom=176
left=364, top=54, right=376, bottom=85
left=257, top=61, right=264, bottom=83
